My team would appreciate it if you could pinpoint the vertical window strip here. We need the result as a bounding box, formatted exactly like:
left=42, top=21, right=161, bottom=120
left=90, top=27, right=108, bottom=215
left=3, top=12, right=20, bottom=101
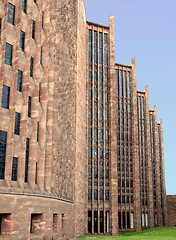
left=39, top=83, right=41, bottom=102
left=22, top=0, right=27, bottom=13
left=88, top=30, right=92, bottom=63
left=99, top=32, right=103, bottom=65
left=1, top=85, right=10, bottom=109
left=150, top=113, right=156, bottom=207
left=104, top=33, right=108, bottom=66
left=94, top=31, right=98, bottom=65
left=28, top=96, right=32, bottom=117
left=138, top=96, right=141, bottom=118
left=30, top=57, right=34, bottom=77
left=123, top=71, right=127, bottom=98
left=0, top=131, right=7, bottom=180
left=19, top=30, right=25, bottom=51
left=115, top=69, right=119, bottom=97
left=40, top=46, right=42, bottom=65
left=142, top=97, right=145, bottom=119
left=7, top=3, right=15, bottom=25
left=17, top=70, right=23, bottom=92
left=35, top=162, right=37, bottom=184
left=24, top=138, right=29, bottom=182
left=42, top=12, right=44, bottom=29
left=32, top=20, right=35, bottom=39
left=127, top=71, right=131, bottom=98
left=14, top=112, right=20, bottom=135
left=37, top=121, right=39, bottom=142
left=11, top=157, right=18, bottom=181
left=120, top=70, right=123, bottom=97
left=0, top=18, right=2, bottom=38
left=158, top=126, right=163, bottom=207
left=5, top=43, right=13, bottom=66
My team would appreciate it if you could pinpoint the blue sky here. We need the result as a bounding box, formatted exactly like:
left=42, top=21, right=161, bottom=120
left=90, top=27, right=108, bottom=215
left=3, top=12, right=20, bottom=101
left=84, top=0, right=176, bottom=195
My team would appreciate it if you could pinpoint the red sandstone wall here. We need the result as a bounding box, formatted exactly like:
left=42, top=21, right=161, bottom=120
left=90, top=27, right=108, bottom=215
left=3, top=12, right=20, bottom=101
left=0, top=194, right=74, bottom=240
left=74, top=0, right=87, bottom=237
left=167, top=195, right=176, bottom=227
left=0, top=0, right=87, bottom=239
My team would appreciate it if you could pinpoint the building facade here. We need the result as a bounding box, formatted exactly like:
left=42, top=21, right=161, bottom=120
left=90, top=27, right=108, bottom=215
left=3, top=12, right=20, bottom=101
left=87, top=17, right=168, bottom=235
left=0, top=0, right=173, bottom=239
left=0, top=0, right=87, bottom=239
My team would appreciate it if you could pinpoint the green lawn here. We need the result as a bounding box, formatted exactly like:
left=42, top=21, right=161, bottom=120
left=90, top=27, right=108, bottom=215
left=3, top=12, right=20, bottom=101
left=77, top=227, right=176, bottom=240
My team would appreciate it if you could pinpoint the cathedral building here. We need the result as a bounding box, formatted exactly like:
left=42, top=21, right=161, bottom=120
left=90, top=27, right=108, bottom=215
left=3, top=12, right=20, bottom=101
left=0, top=0, right=175, bottom=239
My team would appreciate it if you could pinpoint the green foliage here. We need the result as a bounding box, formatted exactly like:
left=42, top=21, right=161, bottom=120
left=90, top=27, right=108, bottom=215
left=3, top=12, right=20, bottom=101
left=77, top=227, right=176, bottom=240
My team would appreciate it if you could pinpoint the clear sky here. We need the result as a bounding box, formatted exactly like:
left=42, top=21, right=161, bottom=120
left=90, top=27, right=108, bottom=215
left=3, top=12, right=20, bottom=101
left=84, top=0, right=176, bottom=195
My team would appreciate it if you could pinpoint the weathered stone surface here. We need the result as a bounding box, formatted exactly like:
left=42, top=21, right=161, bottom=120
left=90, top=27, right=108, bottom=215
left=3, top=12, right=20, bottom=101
left=167, top=195, right=176, bottom=227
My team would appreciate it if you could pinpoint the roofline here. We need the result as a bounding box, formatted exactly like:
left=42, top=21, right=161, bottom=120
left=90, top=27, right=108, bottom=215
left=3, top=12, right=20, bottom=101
left=137, top=91, right=145, bottom=94
left=87, top=21, right=109, bottom=29
left=115, top=63, right=132, bottom=68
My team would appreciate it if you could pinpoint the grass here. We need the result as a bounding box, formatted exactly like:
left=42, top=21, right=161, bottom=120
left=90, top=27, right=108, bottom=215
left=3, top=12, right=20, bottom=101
left=77, top=227, right=176, bottom=240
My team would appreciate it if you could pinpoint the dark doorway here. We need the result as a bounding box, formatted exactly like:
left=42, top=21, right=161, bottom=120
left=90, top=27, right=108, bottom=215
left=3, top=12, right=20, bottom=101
left=118, top=212, right=121, bottom=229
left=123, top=212, right=125, bottom=229
left=88, top=211, right=92, bottom=233
left=94, top=211, right=98, bottom=233
left=100, top=211, right=104, bottom=233
left=127, top=212, right=130, bottom=229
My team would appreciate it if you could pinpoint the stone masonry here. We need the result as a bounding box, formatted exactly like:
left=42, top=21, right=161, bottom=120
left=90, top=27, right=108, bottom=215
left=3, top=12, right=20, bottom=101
left=0, top=0, right=174, bottom=239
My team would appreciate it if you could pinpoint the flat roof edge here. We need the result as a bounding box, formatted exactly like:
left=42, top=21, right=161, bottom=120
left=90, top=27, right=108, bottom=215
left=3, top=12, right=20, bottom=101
left=137, top=91, right=145, bottom=94
left=115, top=63, right=132, bottom=68
left=87, top=21, right=109, bottom=29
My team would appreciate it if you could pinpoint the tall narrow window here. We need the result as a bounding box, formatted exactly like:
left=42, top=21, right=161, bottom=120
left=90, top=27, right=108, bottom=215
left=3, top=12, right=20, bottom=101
left=37, top=121, right=39, bottom=142
left=7, top=3, right=15, bottom=25
left=88, top=211, right=92, bottom=233
left=40, top=46, right=42, bottom=65
left=104, top=33, right=108, bottom=66
left=24, top=138, right=29, bottom=182
left=14, top=112, right=20, bottom=135
left=0, top=19, right=2, bottom=38
left=88, top=30, right=92, bottom=63
left=142, top=213, right=145, bottom=227
left=28, top=96, right=31, bottom=117
left=116, top=69, right=119, bottom=97
left=11, top=157, right=18, bottom=181
left=0, top=131, right=7, bottom=180
left=32, top=20, right=35, bottom=39
left=130, top=212, right=134, bottom=229
left=39, top=83, right=41, bottom=102
left=42, top=12, right=44, bottom=29
left=17, top=70, right=23, bottom=92
left=123, top=71, right=127, bottom=98
left=19, top=30, right=25, bottom=51
left=145, top=213, right=148, bottom=227
left=1, top=85, right=10, bottom=109
left=99, top=32, right=103, bottom=65
left=35, top=162, right=37, bottom=184
left=127, top=71, right=131, bottom=98
left=22, top=0, right=27, bottom=13
left=5, top=43, right=13, bottom=66
left=94, top=31, right=98, bottom=64
left=105, top=190, right=109, bottom=200
left=30, top=57, right=34, bottom=77
left=62, top=214, right=64, bottom=228
left=120, top=70, right=123, bottom=97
